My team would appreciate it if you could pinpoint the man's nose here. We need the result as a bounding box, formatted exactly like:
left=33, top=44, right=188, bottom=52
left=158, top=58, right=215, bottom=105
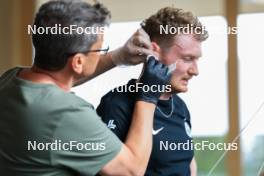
left=189, top=62, right=199, bottom=76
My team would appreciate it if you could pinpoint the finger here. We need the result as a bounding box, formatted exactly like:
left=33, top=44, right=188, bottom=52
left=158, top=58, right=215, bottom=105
left=147, top=55, right=156, bottom=67
left=165, top=67, right=171, bottom=77
left=161, top=63, right=167, bottom=69
left=152, top=57, right=162, bottom=67
left=155, top=61, right=164, bottom=68
left=168, top=63, right=177, bottom=74
left=130, top=46, right=151, bottom=57
left=133, top=35, right=152, bottom=49
left=137, top=28, right=151, bottom=41
left=139, top=37, right=152, bottom=49
left=135, top=47, right=154, bottom=56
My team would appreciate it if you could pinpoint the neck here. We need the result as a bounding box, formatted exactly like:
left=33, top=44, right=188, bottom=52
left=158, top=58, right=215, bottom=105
left=19, top=66, right=74, bottom=92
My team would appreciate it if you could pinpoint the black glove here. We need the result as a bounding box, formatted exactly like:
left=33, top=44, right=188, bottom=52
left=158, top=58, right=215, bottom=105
left=136, top=55, right=172, bottom=105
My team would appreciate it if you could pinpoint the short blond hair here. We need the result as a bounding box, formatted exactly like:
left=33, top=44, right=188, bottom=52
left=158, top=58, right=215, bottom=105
left=141, top=7, right=208, bottom=46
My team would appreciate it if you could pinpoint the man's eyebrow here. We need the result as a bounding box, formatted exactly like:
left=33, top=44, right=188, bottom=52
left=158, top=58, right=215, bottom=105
left=172, top=43, right=183, bottom=49
left=186, top=54, right=202, bottom=59
left=171, top=43, right=202, bottom=58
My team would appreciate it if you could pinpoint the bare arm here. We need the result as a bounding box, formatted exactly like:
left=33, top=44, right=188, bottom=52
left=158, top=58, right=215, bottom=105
left=99, top=101, right=155, bottom=176
left=190, top=157, right=197, bottom=176
left=99, top=57, right=171, bottom=176
left=74, top=29, right=152, bottom=86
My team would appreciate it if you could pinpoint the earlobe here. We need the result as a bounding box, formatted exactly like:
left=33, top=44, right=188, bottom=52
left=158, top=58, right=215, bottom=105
left=151, top=42, right=160, bottom=52
left=71, top=54, right=84, bottom=74
left=151, top=42, right=161, bottom=58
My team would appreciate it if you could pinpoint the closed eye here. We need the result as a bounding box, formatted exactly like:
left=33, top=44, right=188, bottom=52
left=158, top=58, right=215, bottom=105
left=183, top=56, right=200, bottom=63
left=183, top=57, right=193, bottom=62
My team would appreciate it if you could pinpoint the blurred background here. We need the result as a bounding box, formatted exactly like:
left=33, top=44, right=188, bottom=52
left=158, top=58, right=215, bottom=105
left=0, top=0, right=264, bottom=175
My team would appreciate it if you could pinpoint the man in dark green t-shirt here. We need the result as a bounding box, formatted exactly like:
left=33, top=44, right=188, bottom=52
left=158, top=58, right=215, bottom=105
left=0, top=0, right=172, bottom=176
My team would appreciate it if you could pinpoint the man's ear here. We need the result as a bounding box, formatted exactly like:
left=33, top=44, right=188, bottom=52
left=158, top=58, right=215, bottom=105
left=151, top=42, right=161, bottom=57
left=71, top=54, right=85, bottom=74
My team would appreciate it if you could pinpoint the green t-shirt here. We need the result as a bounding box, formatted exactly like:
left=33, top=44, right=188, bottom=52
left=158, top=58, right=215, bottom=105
left=0, top=67, right=122, bottom=176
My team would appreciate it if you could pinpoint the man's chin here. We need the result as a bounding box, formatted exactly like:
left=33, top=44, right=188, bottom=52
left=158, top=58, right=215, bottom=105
left=171, top=86, right=188, bottom=93
left=181, top=89, right=188, bottom=93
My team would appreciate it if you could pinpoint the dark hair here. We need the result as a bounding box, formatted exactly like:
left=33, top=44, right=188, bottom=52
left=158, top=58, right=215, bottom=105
left=141, top=7, right=208, bottom=47
left=32, top=0, right=111, bottom=71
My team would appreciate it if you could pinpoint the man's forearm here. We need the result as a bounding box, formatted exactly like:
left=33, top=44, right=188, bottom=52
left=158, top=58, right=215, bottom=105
left=99, top=57, right=170, bottom=176
left=190, top=157, right=197, bottom=176
left=99, top=101, right=155, bottom=176
left=74, top=52, right=116, bottom=86
left=74, top=28, right=153, bottom=87
left=125, top=101, right=155, bottom=173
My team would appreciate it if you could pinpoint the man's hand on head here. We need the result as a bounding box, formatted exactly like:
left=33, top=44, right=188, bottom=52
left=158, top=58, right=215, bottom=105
left=111, top=28, right=153, bottom=66
left=136, top=56, right=172, bottom=105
